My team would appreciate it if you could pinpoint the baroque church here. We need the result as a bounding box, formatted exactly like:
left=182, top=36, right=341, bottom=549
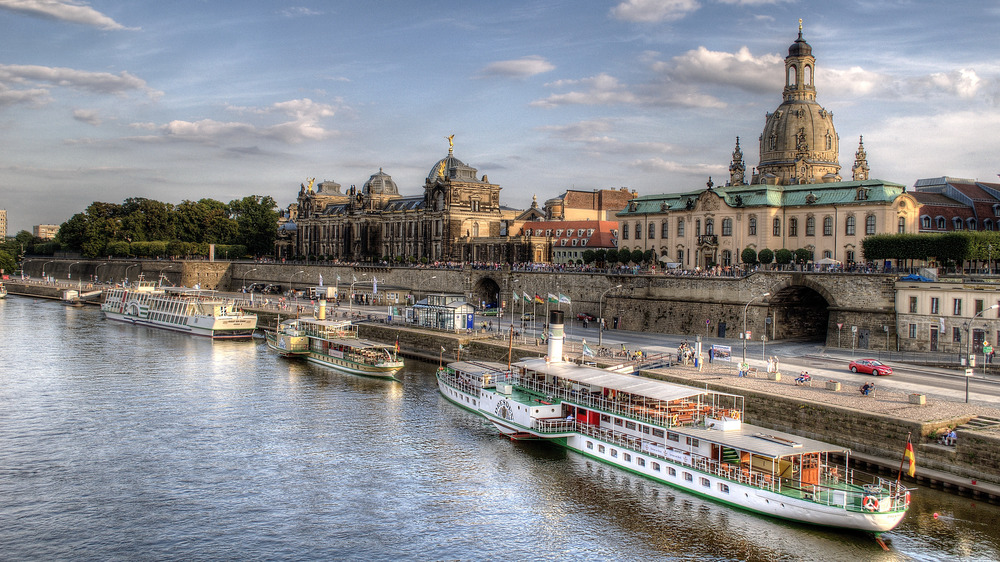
left=616, top=24, right=918, bottom=269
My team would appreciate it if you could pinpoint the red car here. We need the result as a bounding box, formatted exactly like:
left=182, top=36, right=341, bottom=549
left=577, top=313, right=595, bottom=322
left=849, top=359, right=893, bottom=376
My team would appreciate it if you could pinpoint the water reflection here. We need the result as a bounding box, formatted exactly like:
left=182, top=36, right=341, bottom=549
left=0, top=298, right=998, bottom=561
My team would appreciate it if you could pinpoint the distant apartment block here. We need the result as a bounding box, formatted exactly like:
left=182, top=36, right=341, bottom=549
left=0, top=209, right=6, bottom=239
left=33, top=224, right=59, bottom=240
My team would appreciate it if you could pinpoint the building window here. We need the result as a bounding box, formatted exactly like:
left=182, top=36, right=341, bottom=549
left=846, top=250, right=855, bottom=262
left=649, top=223, right=656, bottom=239
left=954, top=299, right=962, bottom=316
left=985, top=220, right=994, bottom=231
left=954, top=327, right=962, bottom=342
left=677, top=219, right=685, bottom=237
left=622, top=224, right=629, bottom=240
left=865, top=215, right=876, bottom=235
left=788, top=218, right=798, bottom=237
left=773, top=218, right=781, bottom=237
left=749, top=217, right=757, bottom=236
left=936, top=217, right=946, bottom=229
left=931, top=297, right=939, bottom=315
left=976, top=299, right=984, bottom=315
left=722, top=250, right=732, bottom=266
left=909, top=296, right=918, bottom=313
left=705, top=219, right=714, bottom=235
left=677, top=249, right=684, bottom=263
left=953, top=217, right=963, bottom=230
left=823, top=216, right=833, bottom=236
left=806, top=216, right=815, bottom=236
left=967, top=218, right=977, bottom=231
left=635, top=222, right=642, bottom=240
left=846, top=215, right=856, bottom=236
left=661, top=220, right=669, bottom=238
left=909, top=324, right=917, bottom=338
left=722, top=218, right=732, bottom=236
left=898, top=216, right=906, bottom=234
left=921, top=216, right=931, bottom=229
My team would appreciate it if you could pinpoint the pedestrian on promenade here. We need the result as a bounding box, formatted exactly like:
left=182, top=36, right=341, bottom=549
left=708, top=347, right=714, bottom=363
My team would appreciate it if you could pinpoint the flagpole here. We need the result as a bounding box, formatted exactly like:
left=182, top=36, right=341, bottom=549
left=897, top=431, right=912, bottom=484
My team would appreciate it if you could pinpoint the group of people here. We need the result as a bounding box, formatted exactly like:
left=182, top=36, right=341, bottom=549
left=795, top=371, right=811, bottom=385
left=766, top=356, right=780, bottom=373
left=859, top=381, right=876, bottom=396
left=940, top=429, right=958, bottom=446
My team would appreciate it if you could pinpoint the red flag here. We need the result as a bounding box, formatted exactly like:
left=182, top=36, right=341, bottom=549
left=903, top=436, right=916, bottom=477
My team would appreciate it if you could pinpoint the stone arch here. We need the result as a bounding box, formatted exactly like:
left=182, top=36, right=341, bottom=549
left=764, top=276, right=837, bottom=342
left=472, top=276, right=501, bottom=310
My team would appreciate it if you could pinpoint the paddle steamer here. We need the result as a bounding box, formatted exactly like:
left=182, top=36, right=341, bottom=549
left=436, top=310, right=910, bottom=532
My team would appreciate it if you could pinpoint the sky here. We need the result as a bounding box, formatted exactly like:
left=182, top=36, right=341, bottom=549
left=1, top=0, right=999, bottom=234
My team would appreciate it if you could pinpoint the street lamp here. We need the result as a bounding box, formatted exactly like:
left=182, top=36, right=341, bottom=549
left=95, top=262, right=108, bottom=284
left=742, top=292, right=771, bottom=364
left=125, top=263, right=140, bottom=286
left=350, top=275, right=366, bottom=314
left=68, top=261, right=82, bottom=291
left=42, top=260, right=55, bottom=281
left=965, top=303, right=999, bottom=403
left=598, top=284, right=622, bottom=348
left=288, top=269, right=305, bottom=296
left=242, top=268, right=258, bottom=291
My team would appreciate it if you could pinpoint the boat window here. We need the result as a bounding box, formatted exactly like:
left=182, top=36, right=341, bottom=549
left=686, top=437, right=699, bottom=448
left=610, top=449, right=618, bottom=458
left=652, top=428, right=665, bottom=438
left=652, top=462, right=660, bottom=472
left=637, top=458, right=645, bottom=467
left=600, top=414, right=611, bottom=422
left=668, top=467, right=676, bottom=476
left=667, top=432, right=679, bottom=442
left=586, top=441, right=593, bottom=450
left=718, top=483, right=730, bottom=493
left=623, top=453, right=631, bottom=462
left=598, top=445, right=605, bottom=453
left=701, top=477, right=711, bottom=488
left=684, top=472, right=693, bottom=482
left=642, top=426, right=651, bottom=434
left=613, top=418, right=623, bottom=426
left=625, top=421, right=636, bottom=430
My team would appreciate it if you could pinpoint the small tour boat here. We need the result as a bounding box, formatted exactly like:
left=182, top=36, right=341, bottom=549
left=436, top=310, right=911, bottom=533
left=102, top=278, right=257, bottom=339
left=266, top=315, right=403, bottom=379
left=0, top=283, right=6, bottom=299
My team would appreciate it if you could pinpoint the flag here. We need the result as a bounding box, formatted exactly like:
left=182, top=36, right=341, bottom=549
left=336, top=275, right=341, bottom=283
left=514, top=290, right=520, bottom=303
left=582, top=340, right=595, bottom=357
left=559, top=293, right=571, bottom=304
left=523, top=291, right=531, bottom=303
left=394, top=335, right=399, bottom=354
left=534, top=293, right=544, bottom=304
left=373, top=277, right=378, bottom=295
left=904, top=436, right=916, bottom=477
left=547, top=293, right=558, bottom=304
left=319, top=274, right=323, bottom=286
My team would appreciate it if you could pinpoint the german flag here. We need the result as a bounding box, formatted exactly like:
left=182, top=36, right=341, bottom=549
left=903, top=436, right=916, bottom=477
left=534, top=293, right=544, bottom=304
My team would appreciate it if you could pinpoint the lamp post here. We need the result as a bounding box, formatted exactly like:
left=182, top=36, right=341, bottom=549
left=966, top=303, right=999, bottom=403
left=42, top=260, right=55, bottom=282
left=289, top=269, right=305, bottom=297
left=242, top=268, right=258, bottom=291
left=598, top=284, right=622, bottom=348
left=742, top=292, right=771, bottom=364
left=124, top=263, right=140, bottom=287
left=95, top=262, right=108, bottom=284
left=68, top=261, right=82, bottom=291
left=350, top=275, right=365, bottom=314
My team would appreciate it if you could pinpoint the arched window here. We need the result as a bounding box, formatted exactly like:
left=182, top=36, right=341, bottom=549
left=472, top=222, right=480, bottom=237
left=805, top=65, right=812, bottom=85
left=649, top=223, right=656, bottom=239
left=635, top=221, right=642, bottom=240
left=677, top=219, right=685, bottom=237
left=661, top=220, right=669, bottom=238
left=806, top=216, right=815, bottom=236
left=953, top=217, right=962, bottom=230
left=748, top=217, right=757, bottom=236
left=787, top=66, right=796, bottom=86
left=705, top=219, right=714, bottom=235
left=845, top=215, right=856, bottom=236
left=788, top=218, right=798, bottom=237
left=994, top=203, right=1000, bottom=217
left=823, top=250, right=832, bottom=258
left=921, top=215, right=931, bottom=229
left=825, top=132, right=832, bottom=150
left=823, top=216, right=833, bottom=236
left=898, top=216, right=906, bottom=234
left=722, top=218, right=732, bottom=236
left=865, top=215, right=877, bottom=235
left=846, top=250, right=856, bottom=262
left=622, top=223, right=629, bottom=240
left=773, top=218, right=781, bottom=237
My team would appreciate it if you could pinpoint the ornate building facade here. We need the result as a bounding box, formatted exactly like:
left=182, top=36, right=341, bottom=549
left=289, top=141, right=509, bottom=263
left=616, top=26, right=919, bottom=269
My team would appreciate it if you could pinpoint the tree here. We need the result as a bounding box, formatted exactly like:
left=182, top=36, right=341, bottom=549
left=121, top=198, right=175, bottom=242
left=643, top=249, right=655, bottom=264
left=775, top=249, right=793, bottom=265
left=794, top=248, right=813, bottom=264
left=631, top=249, right=645, bottom=264
left=741, top=247, right=757, bottom=265
left=0, top=249, right=14, bottom=275
left=56, top=213, right=89, bottom=253
left=582, top=249, right=596, bottom=264
left=605, top=248, right=619, bottom=264
left=594, top=249, right=607, bottom=265
left=229, top=195, right=278, bottom=257
left=758, top=248, right=774, bottom=265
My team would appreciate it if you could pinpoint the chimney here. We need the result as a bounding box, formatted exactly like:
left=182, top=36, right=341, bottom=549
left=547, top=310, right=565, bottom=362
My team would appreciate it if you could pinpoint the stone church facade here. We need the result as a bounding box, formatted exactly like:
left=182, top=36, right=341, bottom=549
left=616, top=26, right=919, bottom=269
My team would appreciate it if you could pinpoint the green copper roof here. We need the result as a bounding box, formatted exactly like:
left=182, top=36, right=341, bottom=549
left=616, top=179, right=906, bottom=217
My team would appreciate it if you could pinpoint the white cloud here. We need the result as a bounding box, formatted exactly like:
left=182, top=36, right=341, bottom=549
left=72, top=108, right=100, bottom=125
left=610, top=0, right=700, bottom=23
left=660, top=45, right=783, bottom=94
left=630, top=157, right=723, bottom=176
left=0, top=84, right=49, bottom=107
left=0, top=0, right=129, bottom=30
left=154, top=98, right=338, bottom=145
left=0, top=64, right=161, bottom=98
left=281, top=6, right=321, bottom=17
left=480, top=56, right=555, bottom=78
left=532, top=73, right=639, bottom=107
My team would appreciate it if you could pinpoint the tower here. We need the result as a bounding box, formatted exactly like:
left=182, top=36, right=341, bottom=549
left=754, top=21, right=841, bottom=185
left=852, top=136, right=870, bottom=181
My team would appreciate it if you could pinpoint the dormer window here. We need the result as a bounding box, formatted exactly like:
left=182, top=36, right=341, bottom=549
left=555, top=229, right=563, bottom=237
left=967, top=218, right=977, bottom=230
left=587, top=229, right=595, bottom=236
left=572, top=239, right=578, bottom=246
left=560, top=239, right=567, bottom=246
left=545, top=229, right=552, bottom=237
left=921, top=215, right=930, bottom=229
left=578, top=229, right=585, bottom=236
left=994, top=204, right=1000, bottom=217
left=953, top=217, right=962, bottom=230
left=936, top=217, right=945, bottom=230
left=856, top=188, right=868, bottom=201
left=581, top=239, right=588, bottom=246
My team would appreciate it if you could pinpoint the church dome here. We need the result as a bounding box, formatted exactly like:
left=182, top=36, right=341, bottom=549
left=363, top=168, right=399, bottom=195
left=788, top=31, right=812, bottom=57
left=427, top=154, right=468, bottom=182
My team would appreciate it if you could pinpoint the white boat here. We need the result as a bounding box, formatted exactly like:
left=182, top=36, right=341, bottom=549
left=101, top=279, right=257, bottom=339
left=265, top=316, right=404, bottom=379
left=0, top=283, right=6, bottom=298
left=436, top=311, right=911, bottom=533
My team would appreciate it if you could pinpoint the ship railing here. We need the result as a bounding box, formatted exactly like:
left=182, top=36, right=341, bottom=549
left=438, top=370, right=483, bottom=397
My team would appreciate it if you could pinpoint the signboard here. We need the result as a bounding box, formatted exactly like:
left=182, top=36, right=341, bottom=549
left=837, top=323, right=843, bottom=330
left=966, top=368, right=974, bottom=377
left=711, top=345, right=732, bottom=362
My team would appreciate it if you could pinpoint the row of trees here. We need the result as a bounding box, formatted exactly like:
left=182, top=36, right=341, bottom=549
left=861, top=232, right=1000, bottom=267
left=52, top=196, right=279, bottom=258
left=581, top=248, right=656, bottom=266
left=741, top=247, right=814, bottom=266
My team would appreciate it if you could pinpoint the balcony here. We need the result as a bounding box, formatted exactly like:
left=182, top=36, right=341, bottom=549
left=697, top=234, right=718, bottom=245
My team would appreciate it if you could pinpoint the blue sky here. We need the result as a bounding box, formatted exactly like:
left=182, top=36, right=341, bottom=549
left=1, top=0, right=998, bottom=234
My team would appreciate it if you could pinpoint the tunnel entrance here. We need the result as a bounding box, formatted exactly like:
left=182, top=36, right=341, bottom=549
left=766, top=285, right=831, bottom=342
left=471, top=277, right=501, bottom=312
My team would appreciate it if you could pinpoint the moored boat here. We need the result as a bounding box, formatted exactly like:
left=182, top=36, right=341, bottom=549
left=101, top=278, right=257, bottom=339
left=436, top=310, right=911, bottom=533
left=265, top=315, right=403, bottom=379
left=0, top=283, right=6, bottom=299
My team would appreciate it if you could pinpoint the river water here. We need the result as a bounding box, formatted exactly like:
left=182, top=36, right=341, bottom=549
left=1, top=297, right=998, bottom=561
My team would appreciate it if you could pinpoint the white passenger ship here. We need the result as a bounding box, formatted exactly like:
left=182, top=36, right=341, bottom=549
left=102, top=278, right=257, bottom=339
left=436, top=311, right=910, bottom=533
left=265, top=306, right=403, bottom=379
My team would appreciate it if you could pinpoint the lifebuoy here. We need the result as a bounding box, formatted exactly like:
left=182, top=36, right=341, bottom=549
left=863, top=495, right=879, bottom=511
left=670, top=413, right=679, bottom=426
left=730, top=410, right=741, bottom=421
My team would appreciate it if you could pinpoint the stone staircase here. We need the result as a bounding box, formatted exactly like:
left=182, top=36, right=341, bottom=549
left=959, top=416, right=1000, bottom=430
